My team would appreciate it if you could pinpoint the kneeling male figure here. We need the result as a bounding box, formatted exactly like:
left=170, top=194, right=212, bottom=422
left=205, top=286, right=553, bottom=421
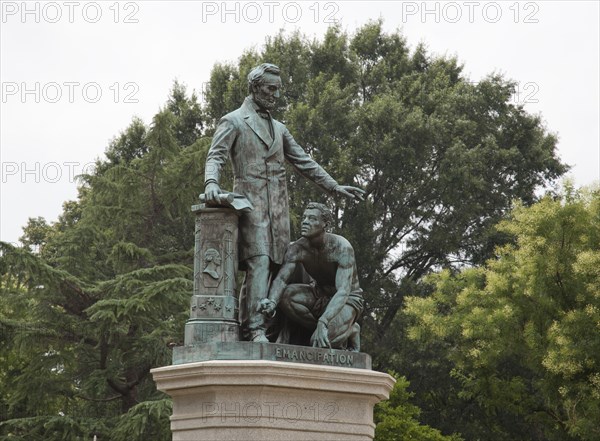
left=259, top=202, right=363, bottom=351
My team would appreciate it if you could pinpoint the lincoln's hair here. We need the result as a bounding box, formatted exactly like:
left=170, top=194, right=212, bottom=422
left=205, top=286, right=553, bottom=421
left=305, top=202, right=334, bottom=228
left=247, top=63, right=281, bottom=94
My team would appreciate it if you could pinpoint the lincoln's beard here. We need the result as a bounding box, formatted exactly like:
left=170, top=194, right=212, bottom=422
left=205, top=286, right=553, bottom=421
left=253, top=92, right=276, bottom=110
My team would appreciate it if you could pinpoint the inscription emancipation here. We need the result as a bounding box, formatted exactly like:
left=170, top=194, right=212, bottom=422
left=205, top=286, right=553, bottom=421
left=275, top=347, right=354, bottom=366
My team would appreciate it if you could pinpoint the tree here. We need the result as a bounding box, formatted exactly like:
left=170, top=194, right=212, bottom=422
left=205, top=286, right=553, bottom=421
left=201, top=22, right=566, bottom=365
left=374, top=373, right=463, bottom=441
left=404, top=185, right=600, bottom=440
left=0, top=82, right=204, bottom=440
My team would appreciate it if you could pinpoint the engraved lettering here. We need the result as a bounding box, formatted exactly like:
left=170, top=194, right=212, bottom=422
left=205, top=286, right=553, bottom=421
left=270, top=345, right=359, bottom=367
left=201, top=402, right=217, bottom=421
left=323, top=402, right=339, bottom=421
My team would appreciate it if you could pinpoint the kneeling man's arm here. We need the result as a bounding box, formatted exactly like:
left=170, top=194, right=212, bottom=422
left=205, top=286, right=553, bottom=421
left=260, top=246, right=300, bottom=315
left=319, top=247, right=354, bottom=327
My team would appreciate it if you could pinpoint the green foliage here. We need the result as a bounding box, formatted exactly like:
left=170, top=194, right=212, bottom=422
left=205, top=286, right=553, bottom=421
left=111, top=399, right=172, bottom=441
left=18, top=217, right=51, bottom=253
left=405, top=187, right=600, bottom=440
left=206, top=20, right=565, bottom=355
left=167, top=80, right=204, bottom=147
left=374, top=373, right=462, bottom=441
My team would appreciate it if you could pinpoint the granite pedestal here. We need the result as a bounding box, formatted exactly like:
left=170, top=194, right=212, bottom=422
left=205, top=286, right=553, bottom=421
left=151, top=359, right=395, bottom=441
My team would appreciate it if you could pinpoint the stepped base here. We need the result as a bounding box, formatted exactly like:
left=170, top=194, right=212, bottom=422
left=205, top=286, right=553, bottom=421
left=151, top=359, right=395, bottom=441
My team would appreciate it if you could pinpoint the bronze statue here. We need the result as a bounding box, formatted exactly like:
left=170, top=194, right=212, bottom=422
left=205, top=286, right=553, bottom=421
left=259, top=202, right=363, bottom=351
left=204, top=63, right=364, bottom=343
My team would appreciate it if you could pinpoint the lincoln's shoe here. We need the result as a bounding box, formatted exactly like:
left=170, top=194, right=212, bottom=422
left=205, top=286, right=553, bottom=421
left=250, top=330, right=269, bottom=343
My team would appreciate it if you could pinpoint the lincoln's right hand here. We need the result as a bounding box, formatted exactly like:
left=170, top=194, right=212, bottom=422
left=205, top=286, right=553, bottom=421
left=204, top=182, right=222, bottom=204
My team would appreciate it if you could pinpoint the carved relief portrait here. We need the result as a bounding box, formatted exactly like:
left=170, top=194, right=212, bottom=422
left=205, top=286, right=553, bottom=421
left=203, top=248, right=222, bottom=280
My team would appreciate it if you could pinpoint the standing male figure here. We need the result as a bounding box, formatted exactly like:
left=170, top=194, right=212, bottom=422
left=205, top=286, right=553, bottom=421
left=259, top=202, right=363, bottom=351
left=204, top=63, right=364, bottom=342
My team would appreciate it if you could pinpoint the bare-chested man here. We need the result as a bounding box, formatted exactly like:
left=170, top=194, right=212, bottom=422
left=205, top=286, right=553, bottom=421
left=258, top=202, right=364, bottom=351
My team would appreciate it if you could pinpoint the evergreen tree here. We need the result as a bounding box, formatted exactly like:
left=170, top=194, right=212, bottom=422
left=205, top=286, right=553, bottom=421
left=0, top=83, right=205, bottom=440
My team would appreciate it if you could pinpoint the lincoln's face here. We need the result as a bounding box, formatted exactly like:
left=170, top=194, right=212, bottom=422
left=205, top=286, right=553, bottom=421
left=252, top=73, right=281, bottom=110
left=300, top=208, right=326, bottom=239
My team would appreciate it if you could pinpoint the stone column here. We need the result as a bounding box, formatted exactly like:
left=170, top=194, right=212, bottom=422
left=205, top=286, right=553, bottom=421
left=151, top=360, right=395, bottom=441
left=185, top=204, right=241, bottom=345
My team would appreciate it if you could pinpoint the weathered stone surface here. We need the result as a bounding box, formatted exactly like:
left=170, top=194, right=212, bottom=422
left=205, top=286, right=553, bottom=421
left=192, top=205, right=239, bottom=299
left=172, top=341, right=371, bottom=369
left=184, top=320, right=240, bottom=346
left=185, top=205, right=242, bottom=346
left=189, top=294, right=238, bottom=320
left=151, top=360, right=395, bottom=441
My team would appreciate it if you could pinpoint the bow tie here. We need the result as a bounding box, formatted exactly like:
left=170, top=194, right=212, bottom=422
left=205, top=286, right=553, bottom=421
left=256, top=109, right=271, bottom=120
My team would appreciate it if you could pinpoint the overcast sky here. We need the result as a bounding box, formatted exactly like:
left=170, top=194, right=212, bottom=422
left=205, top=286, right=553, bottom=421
left=1, top=0, right=599, bottom=245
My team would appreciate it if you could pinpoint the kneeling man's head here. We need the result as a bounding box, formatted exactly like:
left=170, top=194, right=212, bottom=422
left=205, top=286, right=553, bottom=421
left=301, top=202, right=333, bottom=238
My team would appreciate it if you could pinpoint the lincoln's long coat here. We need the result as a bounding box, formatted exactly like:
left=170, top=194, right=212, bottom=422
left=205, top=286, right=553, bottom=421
left=205, top=97, right=338, bottom=264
